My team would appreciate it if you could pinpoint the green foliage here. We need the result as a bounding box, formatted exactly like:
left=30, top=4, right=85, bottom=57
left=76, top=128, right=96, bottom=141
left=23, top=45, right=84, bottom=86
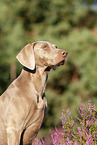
left=43, top=29, right=97, bottom=131
left=0, top=0, right=97, bottom=137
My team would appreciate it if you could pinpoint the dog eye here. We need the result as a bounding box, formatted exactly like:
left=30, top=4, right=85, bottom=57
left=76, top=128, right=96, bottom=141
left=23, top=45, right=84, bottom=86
left=43, top=45, right=48, bottom=50
left=44, top=46, right=47, bottom=48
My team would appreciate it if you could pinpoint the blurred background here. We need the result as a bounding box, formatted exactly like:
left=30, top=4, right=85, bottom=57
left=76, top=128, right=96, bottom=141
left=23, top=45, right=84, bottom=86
left=0, top=0, right=97, bottom=139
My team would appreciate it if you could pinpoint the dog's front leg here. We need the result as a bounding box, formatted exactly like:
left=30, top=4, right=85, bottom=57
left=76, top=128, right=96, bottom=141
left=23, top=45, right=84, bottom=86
left=6, top=127, right=20, bottom=145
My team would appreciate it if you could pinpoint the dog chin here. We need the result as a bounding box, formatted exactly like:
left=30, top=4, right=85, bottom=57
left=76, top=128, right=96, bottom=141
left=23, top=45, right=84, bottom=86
left=45, top=58, right=67, bottom=72
left=53, top=58, right=67, bottom=70
left=57, top=58, right=67, bottom=66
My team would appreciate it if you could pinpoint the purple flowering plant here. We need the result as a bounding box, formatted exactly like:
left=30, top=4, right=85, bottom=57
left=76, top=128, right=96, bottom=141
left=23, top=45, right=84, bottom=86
left=33, top=101, right=97, bottom=145
left=32, top=138, right=45, bottom=145
left=51, top=100, right=97, bottom=145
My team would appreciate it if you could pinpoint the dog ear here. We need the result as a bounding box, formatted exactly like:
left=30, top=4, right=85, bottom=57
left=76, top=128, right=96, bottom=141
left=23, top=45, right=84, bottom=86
left=16, top=43, right=36, bottom=70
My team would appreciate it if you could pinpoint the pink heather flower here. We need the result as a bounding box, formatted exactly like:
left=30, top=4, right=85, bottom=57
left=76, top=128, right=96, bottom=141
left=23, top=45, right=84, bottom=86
left=88, top=100, right=96, bottom=111
left=72, top=120, right=75, bottom=126
left=86, top=119, right=94, bottom=127
left=85, top=135, right=94, bottom=145
left=80, top=102, right=86, bottom=117
left=51, top=128, right=65, bottom=145
left=95, top=119, right=97, bottom=125
left=67, top=137, right=73, bottom=144
left=33, top=138, right=44, bottom=145
left=78, top=127, right=82, bottom=136
left=77, top=127, right=82, bottom=142
left=66, top=109, right=71, bottom=117
left=76, top=116, right=81, bottom=122
left=74, top=141, right=80, bottom=145
left=52, top=101, right=97, bottom=145
left=60, top=112, right=67, bottom=127
left=88, top=101, right=94, bottom=116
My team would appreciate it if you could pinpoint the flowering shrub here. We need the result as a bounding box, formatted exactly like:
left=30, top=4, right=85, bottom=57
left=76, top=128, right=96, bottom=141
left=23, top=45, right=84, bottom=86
left=32, top=138, right=44, bottom=145
left=51, top=100, right=97, bottom=145
left=33, top=101, right=97, bottom=145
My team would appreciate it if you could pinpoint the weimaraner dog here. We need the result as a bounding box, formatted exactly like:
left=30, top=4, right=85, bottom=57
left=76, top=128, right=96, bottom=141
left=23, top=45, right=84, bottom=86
left=0, top=41, right=68, bottom=145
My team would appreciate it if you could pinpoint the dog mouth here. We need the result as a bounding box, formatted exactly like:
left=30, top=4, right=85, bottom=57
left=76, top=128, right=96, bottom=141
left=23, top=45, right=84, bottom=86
left=45, top=58, right=66, bottom=72
left=57, top=59, right=65, bottom=65
left=52, top=60, right=65, bottom=70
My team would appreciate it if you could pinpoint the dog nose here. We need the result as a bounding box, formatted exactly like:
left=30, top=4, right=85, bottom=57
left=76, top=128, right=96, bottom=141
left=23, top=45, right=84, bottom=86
left=61, top=50, right=68, bottom=57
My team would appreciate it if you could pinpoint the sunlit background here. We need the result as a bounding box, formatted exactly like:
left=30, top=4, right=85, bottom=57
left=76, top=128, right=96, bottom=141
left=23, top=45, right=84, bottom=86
left=0, top=0, right=97, bottom=142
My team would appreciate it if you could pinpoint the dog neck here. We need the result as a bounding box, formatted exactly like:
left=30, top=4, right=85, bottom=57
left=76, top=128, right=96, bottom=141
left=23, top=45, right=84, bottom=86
left=22, top=66, right=48, bottom=99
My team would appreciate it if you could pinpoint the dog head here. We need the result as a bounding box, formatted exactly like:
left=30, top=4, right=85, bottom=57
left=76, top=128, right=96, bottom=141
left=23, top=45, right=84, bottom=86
left=16, top=41, right=68, bottom=71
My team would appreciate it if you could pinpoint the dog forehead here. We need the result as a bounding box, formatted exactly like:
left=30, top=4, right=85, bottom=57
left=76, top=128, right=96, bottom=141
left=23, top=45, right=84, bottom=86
left=34, top=41, right=56, bottom=49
